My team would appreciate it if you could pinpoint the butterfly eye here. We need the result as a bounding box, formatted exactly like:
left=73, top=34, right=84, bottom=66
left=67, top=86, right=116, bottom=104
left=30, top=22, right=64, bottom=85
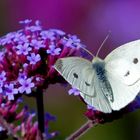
left=133, top=58, right=138, bottom=64
left=73, top=73, right=78, bottom=78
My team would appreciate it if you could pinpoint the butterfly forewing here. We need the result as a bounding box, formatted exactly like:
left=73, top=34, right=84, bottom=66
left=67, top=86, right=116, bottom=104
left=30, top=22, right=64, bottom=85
left=54, top=57, right=112, bottom=113
left=54, top=57, right=95, bottom=96
left=105, top=39, right=140, bottom=110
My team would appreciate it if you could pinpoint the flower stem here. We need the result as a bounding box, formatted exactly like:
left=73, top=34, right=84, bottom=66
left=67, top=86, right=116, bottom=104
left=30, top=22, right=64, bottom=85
left=66, top=120, right=97, bottom=140
left=35, top=89, right=45, bottom=135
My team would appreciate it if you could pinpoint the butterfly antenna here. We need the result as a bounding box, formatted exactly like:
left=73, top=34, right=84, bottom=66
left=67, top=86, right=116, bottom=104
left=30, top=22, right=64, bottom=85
left=63, top=37, right=95, bottom=58
left=96, top=31, right=111, bottom=57
left=80, top=45, right=95, bottom=57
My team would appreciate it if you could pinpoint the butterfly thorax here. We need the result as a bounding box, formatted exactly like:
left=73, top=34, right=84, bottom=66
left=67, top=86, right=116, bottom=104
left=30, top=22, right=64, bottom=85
left=92, top=57, right=103, bottom=63
left=92, top=57, right=105, bottom=80
left=92, top=57, right=114, bottom=102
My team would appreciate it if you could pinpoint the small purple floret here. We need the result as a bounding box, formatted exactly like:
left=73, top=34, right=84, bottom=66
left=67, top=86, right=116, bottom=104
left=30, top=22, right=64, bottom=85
left=40, top=30, right=55, bottom=40
left=62, top=35, right=81, bottom=48
left=4, top=84, right=18, bottom=100
left=0, top=71, right=6, bottom=83
left=46, top=44, right=61, bottom=56
left=27, top=53, right=41, bottom=65
left=19, top=19, right=32, bottom=25
left=18, top=78, right=35, bottom=94
left=30, top=39, right=45, bottom=50
left=0, top=33, right=15, bottom=45
left=87, top=105, right=96, bottom=110
left=16, top=43, right=32, bottom=55
left=68, top=87, right=80, bottom=96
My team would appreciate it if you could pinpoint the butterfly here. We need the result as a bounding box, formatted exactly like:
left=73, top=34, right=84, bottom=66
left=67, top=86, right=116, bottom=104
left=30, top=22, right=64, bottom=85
left=54, top=39, right=140, bottom=113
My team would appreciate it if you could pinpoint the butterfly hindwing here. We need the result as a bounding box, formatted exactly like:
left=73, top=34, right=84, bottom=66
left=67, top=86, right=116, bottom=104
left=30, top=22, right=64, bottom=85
left=80, top=72, right=112, bottom=113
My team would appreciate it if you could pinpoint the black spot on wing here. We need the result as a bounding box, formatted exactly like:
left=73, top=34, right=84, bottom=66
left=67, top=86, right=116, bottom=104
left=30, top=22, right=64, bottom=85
left=73, top=73, right=78, bottom=78
left=124, top=71, right=130, bottom=77
left=85, top=81, right=90, bottom=86
left=133, top=58, right=138, bottom=64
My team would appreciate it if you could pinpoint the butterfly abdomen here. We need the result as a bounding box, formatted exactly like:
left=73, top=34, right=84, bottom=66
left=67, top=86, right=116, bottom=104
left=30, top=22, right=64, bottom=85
left=92, top=61, right=114, bottom=102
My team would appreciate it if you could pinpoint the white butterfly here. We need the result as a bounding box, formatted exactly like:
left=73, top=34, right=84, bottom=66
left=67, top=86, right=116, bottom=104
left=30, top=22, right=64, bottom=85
left=54, top=39, right=140, bottom=113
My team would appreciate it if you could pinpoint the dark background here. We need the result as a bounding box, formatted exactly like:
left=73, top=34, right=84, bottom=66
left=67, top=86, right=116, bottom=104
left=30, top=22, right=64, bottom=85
left=1, top=0, right=140, bottom=139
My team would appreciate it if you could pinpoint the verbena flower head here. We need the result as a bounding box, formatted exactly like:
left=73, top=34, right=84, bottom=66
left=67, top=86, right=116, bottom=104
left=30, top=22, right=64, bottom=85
left=0, top=19, right=84, bottom=139
left=0, top=94, right=58, bottom=139
left=0, top=19, right=82, bottom=101
left=0, top=95, right=36, bottom=138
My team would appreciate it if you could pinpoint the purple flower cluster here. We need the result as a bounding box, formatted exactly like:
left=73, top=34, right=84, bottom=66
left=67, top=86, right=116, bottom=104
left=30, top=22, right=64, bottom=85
left=0, top=19, right=83, bottom=139
left=0, top=95, right=36, bottom=139
left=0, top=94, right=57, bottom=139
left=0, top=19, right=82, bottom=101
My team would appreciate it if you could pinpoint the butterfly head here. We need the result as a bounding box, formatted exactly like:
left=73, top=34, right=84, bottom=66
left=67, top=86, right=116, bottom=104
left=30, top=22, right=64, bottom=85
left=92, top=57, right=103, bottom=64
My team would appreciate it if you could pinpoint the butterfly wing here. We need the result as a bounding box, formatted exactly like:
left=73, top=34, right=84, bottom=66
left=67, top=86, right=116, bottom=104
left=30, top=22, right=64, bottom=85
left=54, top=57, right=112, bottom=113
left=80, top=72, right=112, bottom=113
left=105, top=39, right=140, bottom=110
